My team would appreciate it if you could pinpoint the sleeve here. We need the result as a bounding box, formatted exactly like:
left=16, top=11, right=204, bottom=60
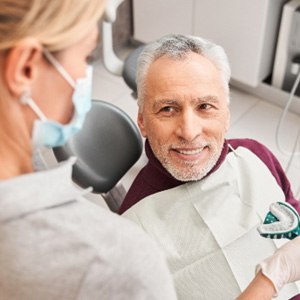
left=77, top=236, right=177, bottom=300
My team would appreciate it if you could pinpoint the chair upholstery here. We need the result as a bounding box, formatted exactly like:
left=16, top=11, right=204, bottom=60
left=122, top=45, right=145, bottom=92
left=53, top=100, right=143, bottom=195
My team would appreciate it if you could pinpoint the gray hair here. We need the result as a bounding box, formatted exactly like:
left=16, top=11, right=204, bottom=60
left=136, top=34, right=231, bottom=108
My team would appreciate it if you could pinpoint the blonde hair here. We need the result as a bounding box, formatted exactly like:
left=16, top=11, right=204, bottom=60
left=0, top=0, right=106, bottom=51
left=0, top=0, right=106, bottom=177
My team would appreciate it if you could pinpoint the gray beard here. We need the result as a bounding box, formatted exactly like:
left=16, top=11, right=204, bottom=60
left=161, top=146, right=221, bottom=182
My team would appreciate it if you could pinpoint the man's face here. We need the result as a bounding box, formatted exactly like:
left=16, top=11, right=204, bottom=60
left=138, top=52, right=230, bottom=181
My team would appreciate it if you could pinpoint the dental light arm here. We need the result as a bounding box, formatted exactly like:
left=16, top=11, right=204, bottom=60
left=102, top=0, right=124, bottom=75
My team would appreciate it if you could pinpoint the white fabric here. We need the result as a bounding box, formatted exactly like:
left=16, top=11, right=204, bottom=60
left=0, top=158, right=177, bottom=300
left=124, top=146, right=300, bottom=299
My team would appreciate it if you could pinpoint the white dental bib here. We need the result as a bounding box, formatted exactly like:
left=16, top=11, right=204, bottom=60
left=124, top=146, right=300, bottom=299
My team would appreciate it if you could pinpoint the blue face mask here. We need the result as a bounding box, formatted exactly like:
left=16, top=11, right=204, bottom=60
left=21, top=50, right=93, bottom=148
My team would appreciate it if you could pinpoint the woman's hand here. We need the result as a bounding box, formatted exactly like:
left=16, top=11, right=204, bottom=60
left=257, top=236, right=300, bottom=293
left=237, top=237, right=300, bottom=300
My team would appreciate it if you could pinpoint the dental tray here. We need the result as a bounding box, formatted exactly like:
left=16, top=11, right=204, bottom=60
left=257, top=202, right=300, bottom=240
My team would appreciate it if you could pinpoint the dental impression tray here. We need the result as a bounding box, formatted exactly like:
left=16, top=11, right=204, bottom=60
left=258, top=202, right=300, bottom=240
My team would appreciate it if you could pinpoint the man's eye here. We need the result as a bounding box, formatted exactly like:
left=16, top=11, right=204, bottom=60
left=199, top=103, right=213, bottom=110
left=160, top=106, right=174, bottom=112
left=158, top=106, right=178, bottom=115
left=156, top=106, right=177, bottom=117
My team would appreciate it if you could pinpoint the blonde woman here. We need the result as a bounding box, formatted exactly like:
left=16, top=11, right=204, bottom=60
left=0, top=1, right=177, bottom=299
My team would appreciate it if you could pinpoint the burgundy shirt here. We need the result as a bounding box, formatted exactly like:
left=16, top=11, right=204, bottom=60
left=119, top=138, right=300, bottom=215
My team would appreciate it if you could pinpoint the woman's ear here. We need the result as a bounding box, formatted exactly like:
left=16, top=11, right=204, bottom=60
left=4, top=38, right=43, bottom=97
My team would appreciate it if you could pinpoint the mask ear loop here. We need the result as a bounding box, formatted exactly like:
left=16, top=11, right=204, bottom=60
left=20, top=89, right=47, bottom=122
left=43, top=49, right=75, bottom=88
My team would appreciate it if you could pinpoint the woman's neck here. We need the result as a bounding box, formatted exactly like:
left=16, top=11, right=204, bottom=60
left=0, top=131, right=33, bottom=180
left=0, top=91, right=34, bottom=180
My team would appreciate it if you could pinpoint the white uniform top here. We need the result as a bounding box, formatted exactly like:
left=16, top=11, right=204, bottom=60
left=124, top=147, right=300, bottom=300
left=0, top=158, right=177, bottom=300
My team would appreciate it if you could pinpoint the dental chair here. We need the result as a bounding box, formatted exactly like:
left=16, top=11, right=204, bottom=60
left=53, top=99, right=143, bottom=212
left=102, top=0, right=144, bottom=93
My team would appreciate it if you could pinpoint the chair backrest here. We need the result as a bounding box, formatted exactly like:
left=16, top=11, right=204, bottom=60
left=53, top=100, right=143, bottom=194
left=122, top=44, right=145, bottom=93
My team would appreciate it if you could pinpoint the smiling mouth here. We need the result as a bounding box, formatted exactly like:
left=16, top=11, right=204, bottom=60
left=171, top=145, right=209, bottom=161
left=175, top=147, right=206, bottom=155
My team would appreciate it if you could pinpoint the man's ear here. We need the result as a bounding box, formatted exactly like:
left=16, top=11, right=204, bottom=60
left=137, top=111, right=147, bottom=138
left=4, top=38, right=43, bottom=97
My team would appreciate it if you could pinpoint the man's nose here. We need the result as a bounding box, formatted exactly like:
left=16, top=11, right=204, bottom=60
left=175, top=110, right=203, bottom=142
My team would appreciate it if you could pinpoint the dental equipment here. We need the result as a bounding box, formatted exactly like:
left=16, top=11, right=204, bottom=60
left=258, top=202, right=300, bottom=240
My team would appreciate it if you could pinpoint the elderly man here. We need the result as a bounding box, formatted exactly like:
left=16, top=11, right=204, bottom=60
left=119, top=34, right=300, bottom=299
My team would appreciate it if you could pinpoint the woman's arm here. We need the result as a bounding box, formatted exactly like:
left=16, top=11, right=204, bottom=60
left=237, top=271, right=276, bottom=300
